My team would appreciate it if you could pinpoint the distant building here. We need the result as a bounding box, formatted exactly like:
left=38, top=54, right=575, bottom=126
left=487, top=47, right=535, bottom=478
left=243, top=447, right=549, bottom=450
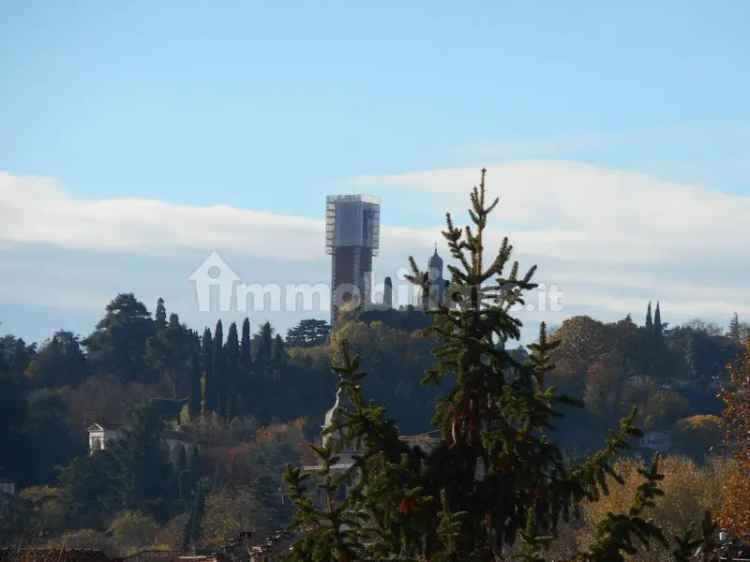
left=427, top=247, right=447, bottom=310
left=88, top=422, right=196, bottom=458
left=325, top=195, right=380, bottom=327
left=417, top=247, right=449, bottom=311
left=88, top=399, right=195, bottom=457
left=87, top=422, right=123, bottom=454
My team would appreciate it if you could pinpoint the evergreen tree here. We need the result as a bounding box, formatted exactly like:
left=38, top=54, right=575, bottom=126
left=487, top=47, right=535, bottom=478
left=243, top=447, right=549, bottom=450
left=224, top=322, right=240, bottom=418
left=188, top=446, right=201, bottom=491
left=109, top=402, right=176, bottom=520
left=730, top=312, right=741, bottom=342
left=654, top=301, right=663, bottom=337
left=201, top=328, right=215, bottom=413
left=283, top=170, right=704, bottom=562
left=645, top=301, right=653, bottom=331
left=155, top=297, right=167, bottom=332
left=0, top=335, right=36, bottom=377
left=145, top=312, right=193, bottom=397
left=212, top=320, right=225, bottom=416
left=255, top=322, right=274, bottom=376
left=240, top=317, right=252, bottom=374
left=240, top=318, right=254, bottom=416
left=286, top=319, right=331, bottom=347
left=271, top=334, right=287, bottom=381
left=59, top=451, right=118, bottom=527
left=182, top=478, right=207, bottom=552
left=0, top=365, right=27, bottom=483
left=85, top=293, right=155, bottom=382
left=189, top=351, right=202, bottom=419
left=248, top=322, right=274, bottom=420
left=24, top=390, right=83, bottom=485
left=26, top=330, right=89, bottom=387
left=175, top=445, right=189, bottom=503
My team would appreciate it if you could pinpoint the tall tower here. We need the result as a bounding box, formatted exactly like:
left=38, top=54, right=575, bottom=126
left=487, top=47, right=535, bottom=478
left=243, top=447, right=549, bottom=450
left=325, top=195, right=381, bottom=327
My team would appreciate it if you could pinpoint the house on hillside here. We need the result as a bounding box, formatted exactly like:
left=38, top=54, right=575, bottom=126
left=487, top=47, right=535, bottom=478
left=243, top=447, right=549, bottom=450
left=87, top=422, right=124, bottom=454
left=88, top=422, right=197, bottom=458
left=88, top=398, right=196, bottom=457
left=88, top=421, right=198, bottom=461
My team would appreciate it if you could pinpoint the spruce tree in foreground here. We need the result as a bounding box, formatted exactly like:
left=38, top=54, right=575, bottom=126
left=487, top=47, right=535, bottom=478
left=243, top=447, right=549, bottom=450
left=284, top=170, right=719, bottom=562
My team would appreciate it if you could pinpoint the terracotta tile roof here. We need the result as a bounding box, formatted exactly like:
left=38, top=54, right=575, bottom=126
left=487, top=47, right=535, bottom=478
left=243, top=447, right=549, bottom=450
left=0, top=548, right=114, bottom=562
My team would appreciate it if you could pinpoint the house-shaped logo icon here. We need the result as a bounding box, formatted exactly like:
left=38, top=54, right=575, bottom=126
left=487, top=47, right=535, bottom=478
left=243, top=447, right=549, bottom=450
left=189, top=251, right=240, bottom=311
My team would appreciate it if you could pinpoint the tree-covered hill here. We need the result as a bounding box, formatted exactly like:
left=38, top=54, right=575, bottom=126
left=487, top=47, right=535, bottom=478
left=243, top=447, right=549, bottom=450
left=0, top=291, right=747, bottom=553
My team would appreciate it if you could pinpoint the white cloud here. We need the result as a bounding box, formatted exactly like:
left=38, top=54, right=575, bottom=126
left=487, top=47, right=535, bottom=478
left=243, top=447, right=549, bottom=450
left=0, top=171, right=324, bottom=261
left=457, top=133, right=614, bottom=161
left=350, top=161, right=750, bottom=325
left=351, top=161, right=750, bottom=263
left=2, top=162, right=749, bottom=344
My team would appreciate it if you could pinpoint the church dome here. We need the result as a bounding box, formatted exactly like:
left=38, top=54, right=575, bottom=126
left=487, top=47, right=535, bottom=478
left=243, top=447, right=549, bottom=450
left=428, top=247, right=443, bottom=270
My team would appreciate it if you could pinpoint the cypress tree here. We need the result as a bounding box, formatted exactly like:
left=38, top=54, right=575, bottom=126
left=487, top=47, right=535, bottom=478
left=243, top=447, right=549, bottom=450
left=175, top=444, right=187, bottom=472
left=645, top=301, right=653, bottom=331
left=240, top=318, right=254, bottom=415
left=175, top=445, right=188, bottom=504
left=271, top=334, right=287, bottom=381
left=189, top=351, right=201, bottom=419
left=212, top=320, right=225, bottom=417
left=240, top=318, right=252, bottom=374
left=256, top=322, right=274, bottom=377
left=182, top=476, right=206, bottom=552
left=201, top=328, right=215, bottom=413
left=155, top=297, right=167, bottom=331
left=251, top=322, right=274, bottom=420
left=730, top=313, right=741, bottom=342
left=224, top=322, right=240, bottom=418
left=188, top=446, right=200, bottom=485
left=654, top=301, right=663, bottom=337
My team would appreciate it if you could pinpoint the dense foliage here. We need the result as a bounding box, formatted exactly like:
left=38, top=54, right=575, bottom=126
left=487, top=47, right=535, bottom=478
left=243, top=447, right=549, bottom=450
left=283, top=171, right=728, bottom=562
left=718, top=338, right=750, bottom=535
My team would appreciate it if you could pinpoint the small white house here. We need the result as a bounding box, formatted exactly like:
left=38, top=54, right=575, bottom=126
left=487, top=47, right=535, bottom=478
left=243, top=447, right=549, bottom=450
left=87, top=422, right=123, bottom=454
left=88, top=422, right=197, bottom=462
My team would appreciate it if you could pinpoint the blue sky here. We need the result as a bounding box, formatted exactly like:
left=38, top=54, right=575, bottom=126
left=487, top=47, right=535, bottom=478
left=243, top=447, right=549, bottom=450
left=2, top=1, right=749, bottom=343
